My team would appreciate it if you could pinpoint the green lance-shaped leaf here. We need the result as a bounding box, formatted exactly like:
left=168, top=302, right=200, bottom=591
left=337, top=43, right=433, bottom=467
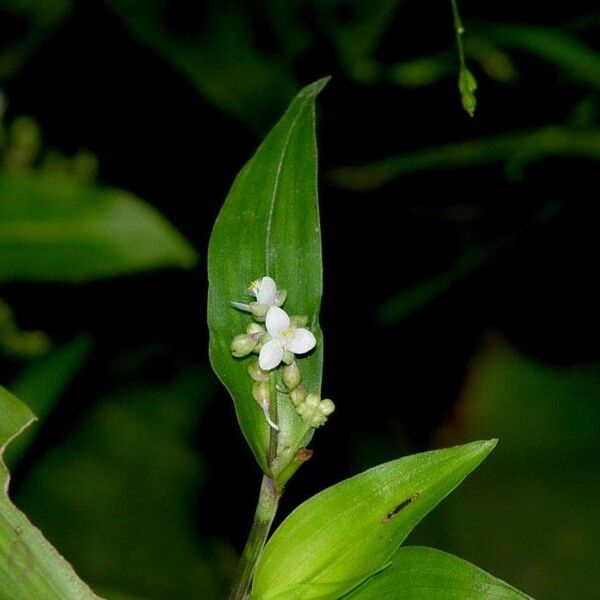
left=346, top=546, right=532, bottom=599
left=0, top=174, right=197, bottom=282
left=208, top=79, right=327, bottom=477
left=0, top=385, right=101, bottom=599
left=253, top=440, right=496, bottom=599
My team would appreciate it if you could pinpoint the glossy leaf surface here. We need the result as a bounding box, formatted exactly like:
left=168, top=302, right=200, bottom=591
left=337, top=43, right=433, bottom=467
left=253, top=440, right=496, bottom=599
left=208, top=79, right=326, bottom=475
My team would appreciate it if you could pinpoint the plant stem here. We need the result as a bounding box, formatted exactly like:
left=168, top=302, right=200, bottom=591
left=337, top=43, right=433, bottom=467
left=229, top=475, right=280, bottom=600
left=450, top=0, right=467, bottom=69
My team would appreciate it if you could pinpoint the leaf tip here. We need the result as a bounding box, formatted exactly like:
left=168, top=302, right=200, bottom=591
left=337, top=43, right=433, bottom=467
left=299, top=76, right=331, bottom=99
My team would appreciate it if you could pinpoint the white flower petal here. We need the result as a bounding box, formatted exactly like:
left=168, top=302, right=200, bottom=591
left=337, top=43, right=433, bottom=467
left=257, top=276, right=277, bottom=305
left=259, top=340, right=284, bottom=370
left=286, top=328, right=316, bottom=354
left=231, top=301, right=252, bottom=312
left=265, top=306, right=290, bottom=337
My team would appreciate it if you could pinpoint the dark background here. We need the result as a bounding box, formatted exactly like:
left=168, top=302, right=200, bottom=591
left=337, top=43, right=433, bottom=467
left=1, top=1, right=599, bottom=598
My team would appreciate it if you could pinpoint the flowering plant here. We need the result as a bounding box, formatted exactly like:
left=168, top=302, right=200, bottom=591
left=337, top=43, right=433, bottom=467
left=207, top=80, right=531, bottom=600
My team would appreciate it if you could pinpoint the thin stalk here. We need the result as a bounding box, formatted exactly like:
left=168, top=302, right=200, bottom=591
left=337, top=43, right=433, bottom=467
left=228, top=475, right=280, bottom=600
left=450, top=0, right=467, bottom=69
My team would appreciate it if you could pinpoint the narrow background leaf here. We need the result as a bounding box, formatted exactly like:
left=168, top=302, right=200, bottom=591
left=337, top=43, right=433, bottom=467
left=5, top=335, right=91, bottom=468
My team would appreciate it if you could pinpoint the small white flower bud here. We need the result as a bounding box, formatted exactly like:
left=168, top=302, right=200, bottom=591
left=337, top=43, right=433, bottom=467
left=282, top=361, right=302, bottom=391
left=252, top=381, right=279, bottom=431
left=290, top=384, right=307, bottom=407
left=246, top=323, right=265, bottom=336
left=290, top=315, right=309, bottom=328
left=250, top=302, right=268, bottom=320
left=248, top=360, right=269, bottom=382
left=231, top=334, right=257, bottom=357
left=252, top=380, right=270, bottom=406
left=319, top=399, right=335, bottom=416
left=297, top=400, right=327, bottom=428
left=305, top=393, right=320, bottom=409
left=275, top=289, right=287, bottom=306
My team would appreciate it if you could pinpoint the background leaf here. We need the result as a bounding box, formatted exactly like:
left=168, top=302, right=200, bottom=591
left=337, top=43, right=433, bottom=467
left=5, top=335, right=91, bottom=468
left=346, top=546, right=531, bottom=599
left=412, top=337, right=600, bottom=599
left=0, top=174, right=197, bottom=282
left=328, top=126, right=600, bottom=191
left=104, top=0, right=298, bottom=132
left=15, top=367, right=232, bottom=600
left=253, top=440, right=496, bottom=599
left=0, top=385, right=100, bottom=599
left=208, top=79, right=326, bottom=477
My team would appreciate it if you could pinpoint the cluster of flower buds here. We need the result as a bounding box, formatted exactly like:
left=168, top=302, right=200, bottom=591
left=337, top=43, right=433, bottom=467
left=230, top=276, right=334, bottom=430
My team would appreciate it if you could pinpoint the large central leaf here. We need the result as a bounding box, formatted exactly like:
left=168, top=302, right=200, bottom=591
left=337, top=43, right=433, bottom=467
left=208, top=79, right=327, bottom=475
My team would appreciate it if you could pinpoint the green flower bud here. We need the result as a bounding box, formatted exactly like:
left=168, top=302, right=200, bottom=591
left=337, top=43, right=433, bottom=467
left=246, top=323, right=265, bottom=336
left=282, top=361, right=302, bottom=391
left=275, top=289, right=287, bottom=306
left=297, top=401, right=327, bottom=428
left=290, top=384, right=307, bottom=407
left=231, top=334, right=257, bottom=357
left=458, top=67, right=477, bottom=117
left=248, top=360, right=269, bottom=382
left=253, top=381, right=279, bottom=431
left=252, top=380, right=270, bottom=407
left=250, top=302, right=268, bottom=320
left=290, top=315, right=309, bottom=328
left=282, top=349, right=295, bottom=365
left=319, top=399, right=335, bottom=416
left=305, top=393, right=320, bottom=409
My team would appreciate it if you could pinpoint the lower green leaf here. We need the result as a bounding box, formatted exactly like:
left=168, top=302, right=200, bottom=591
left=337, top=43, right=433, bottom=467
left=253, top=440, right=496, bottom=599
left=345, top=546, right=532, bottom=599
left=0, top=385, right=100, bottom=599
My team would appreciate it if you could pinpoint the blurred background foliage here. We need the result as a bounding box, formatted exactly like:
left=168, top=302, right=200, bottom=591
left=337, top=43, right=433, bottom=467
left=0, top=0, right=598, bottom=598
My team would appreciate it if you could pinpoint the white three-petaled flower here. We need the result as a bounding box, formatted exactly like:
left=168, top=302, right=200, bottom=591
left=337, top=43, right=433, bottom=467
left=259, top=306, right=316, bottom=370
left=232, top=276, right=283, bottom=313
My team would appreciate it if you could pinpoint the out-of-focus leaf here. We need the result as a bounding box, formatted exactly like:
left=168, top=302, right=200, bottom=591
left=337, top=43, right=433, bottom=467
left=253, top=440, right=496, bottom=599
left=0, top=174, right=197, bottom=282
left=5, top=335, right=91, bottom=468
left=104, top=0, right=297, bottom=131
left=0, top=296, right=50, bottom=358
left=208, top=79, right=326, bottom=479
left=378, top=201, right=561, bottom=323
left=316, top=0, right=401, bottom=79
left=328, top=126, right=600, bottom=190
left=16, top=369, right=232, bottom=600
left=481, top=22, right=600, bottom=89
left=415, top=338, right=600, bottom=599
left=378, top=247, right=491, bottom=324
left=0, top=0, right=71, bottom=79
left=0, top=385, right=100, bottom=599
left=346, top=546, right=531, bottom=599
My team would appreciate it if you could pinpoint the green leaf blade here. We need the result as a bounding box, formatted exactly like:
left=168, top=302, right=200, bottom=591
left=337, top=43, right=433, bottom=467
left=0, top=174, right=197, bottom=282
left=346, top=546, right=532, bottom=599
left=208, top=79, right=327, bottom=475
left=253, top=440, right=496, bottom=599
left=0, top=385, right=100, bottom=599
